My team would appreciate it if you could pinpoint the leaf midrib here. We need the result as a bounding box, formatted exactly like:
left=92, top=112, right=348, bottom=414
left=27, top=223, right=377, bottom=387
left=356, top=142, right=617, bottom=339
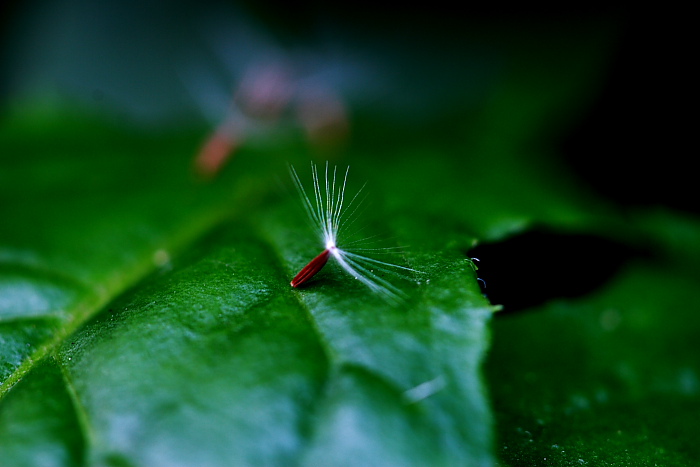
left=0, top=208, right=235, bottom=398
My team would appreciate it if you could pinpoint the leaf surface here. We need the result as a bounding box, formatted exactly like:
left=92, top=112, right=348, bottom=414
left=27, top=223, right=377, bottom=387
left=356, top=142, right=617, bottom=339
left=0, top=115, right=499, bottom=466
left=4, top=24, right=686, bottom=467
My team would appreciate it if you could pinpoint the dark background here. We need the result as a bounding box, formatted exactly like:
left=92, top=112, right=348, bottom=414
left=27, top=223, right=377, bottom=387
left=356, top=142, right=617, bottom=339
left=2, top=3, right=693, bottom=214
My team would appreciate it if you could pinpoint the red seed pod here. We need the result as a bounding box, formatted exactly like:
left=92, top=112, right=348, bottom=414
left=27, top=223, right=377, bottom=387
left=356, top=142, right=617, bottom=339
left=290, top=249, right=331, bottom=287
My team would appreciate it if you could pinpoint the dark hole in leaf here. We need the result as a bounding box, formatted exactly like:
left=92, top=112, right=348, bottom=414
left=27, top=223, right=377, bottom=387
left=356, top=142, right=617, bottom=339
left=468, top=230, right=642, bottom=313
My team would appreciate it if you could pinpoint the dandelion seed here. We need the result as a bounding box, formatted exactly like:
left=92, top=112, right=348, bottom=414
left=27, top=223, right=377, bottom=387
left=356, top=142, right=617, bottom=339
left=290, top=162, right=418, bottom=300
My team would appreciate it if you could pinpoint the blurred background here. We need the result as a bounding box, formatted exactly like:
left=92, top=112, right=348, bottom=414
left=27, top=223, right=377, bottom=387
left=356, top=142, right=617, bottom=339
left=1, top=1, right=694, bottom=214
left=2, top=4, right=698, bottom=465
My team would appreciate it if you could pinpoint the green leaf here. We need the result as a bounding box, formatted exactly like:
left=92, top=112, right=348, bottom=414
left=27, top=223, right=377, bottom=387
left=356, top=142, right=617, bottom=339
left=487, top=260, right=700, bottom=466
left=6, top=22, right=692, bottom=467
left=0, top=113, right=497, bottom=466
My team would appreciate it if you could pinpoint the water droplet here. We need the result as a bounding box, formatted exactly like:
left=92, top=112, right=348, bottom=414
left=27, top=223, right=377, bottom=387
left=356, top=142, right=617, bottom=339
left=153, top=249, right=170, bottom=267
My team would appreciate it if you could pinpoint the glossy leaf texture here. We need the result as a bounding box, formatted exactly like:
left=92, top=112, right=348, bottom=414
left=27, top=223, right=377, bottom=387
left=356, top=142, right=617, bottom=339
left=0, top=115, right=496, bottom=466
left=3, top=23, right=696, bottom=467
left=488, top=261, right=700, bottom=466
